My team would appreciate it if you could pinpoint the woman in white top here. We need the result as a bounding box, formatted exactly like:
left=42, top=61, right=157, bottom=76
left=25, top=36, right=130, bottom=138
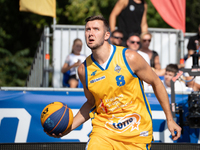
left=61, top=38, right=86, bottom=88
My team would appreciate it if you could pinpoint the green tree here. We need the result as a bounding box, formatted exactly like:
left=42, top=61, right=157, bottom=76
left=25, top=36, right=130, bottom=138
left=0, top=0, right=53, bottom=86
left=186, top=0, right=200, bottom=32
left=146, top=0, right=170, bottom=28
left=0, top=48, right=32, bottom=86
left=65, top=0, right=117, bottom=24
left=64, top=0, right=171, bottom=28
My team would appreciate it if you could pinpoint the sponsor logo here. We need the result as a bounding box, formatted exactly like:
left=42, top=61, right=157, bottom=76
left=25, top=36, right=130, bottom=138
left=105, top=94, right=124, bottom=103
left=45, top=118, right=55, bottom=127
left=41, top=108, right=48, bottom=118
left=191, top=68, right=200, bottom=72
left=129, top=5, right=135, bottom=11
left=90, top=76, right=105, bottom=83
left=91, top=70, right=97, bottom=76
left=105, top=113, right=141, bottom=133
left=140, top=131, right=149, bottom=137
left=114, top=64, right=121, bottom=73
left=97, top=94, right=125, bottom=113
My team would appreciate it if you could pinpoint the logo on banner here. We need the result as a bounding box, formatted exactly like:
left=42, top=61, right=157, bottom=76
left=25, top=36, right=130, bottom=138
left=0, top=108, right=31, bottom=143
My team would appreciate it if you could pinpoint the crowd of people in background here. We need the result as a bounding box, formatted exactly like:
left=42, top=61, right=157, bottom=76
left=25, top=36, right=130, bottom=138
left=184, top=24, right=200, bottom=91
left=61, top=0, right=200, bottom=92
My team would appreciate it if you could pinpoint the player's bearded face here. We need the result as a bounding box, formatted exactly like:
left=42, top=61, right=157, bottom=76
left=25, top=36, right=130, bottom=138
left=85, top=20, right=107, bottom=50
left=87, top=38, right=104, bottom=50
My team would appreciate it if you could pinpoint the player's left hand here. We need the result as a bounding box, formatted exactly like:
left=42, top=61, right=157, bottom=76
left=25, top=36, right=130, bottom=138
left=44, top=130, right=63, bottom=138
left=44, top=125, right=72, bottom=138
left=167, top=119, right=182, bottom=141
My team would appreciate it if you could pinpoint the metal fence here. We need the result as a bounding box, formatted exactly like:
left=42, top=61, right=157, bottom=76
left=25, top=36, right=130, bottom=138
left=52, top=25, right=190, bottom=88
left=148, top=28, right=182, bottom=67
left=26, top=24, right=196, bottom=88
left=25, top=26, right=51, bottom=87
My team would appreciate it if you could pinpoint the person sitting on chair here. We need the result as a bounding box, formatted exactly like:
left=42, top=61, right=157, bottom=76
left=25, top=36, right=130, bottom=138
left=61, top=38, right=86, bottom=88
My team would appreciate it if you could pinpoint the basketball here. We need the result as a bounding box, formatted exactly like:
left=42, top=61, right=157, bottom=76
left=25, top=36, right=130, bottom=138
left=41, top=102, right=73, bottom=135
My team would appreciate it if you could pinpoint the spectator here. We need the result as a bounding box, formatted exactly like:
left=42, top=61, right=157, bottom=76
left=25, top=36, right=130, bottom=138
left=126, top=33, right=150, bottom=91
left=109, top=0, right=148, bottom=46
left=110, top=29, right=124, bottom=46
left=185, top=24, right=200, bottom=61
left=61, top=38, right=86, bottom=88
left=163, top=64, right=188, bottom=92
left=126, top=32, right=150, bottom=65
left=184, top=45, right=200, bottom=91
left=140, top=31, right=165, bottom=76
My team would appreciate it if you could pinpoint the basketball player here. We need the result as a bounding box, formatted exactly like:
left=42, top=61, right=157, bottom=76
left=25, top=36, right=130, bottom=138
left=47, top=15, right=181, bottom=150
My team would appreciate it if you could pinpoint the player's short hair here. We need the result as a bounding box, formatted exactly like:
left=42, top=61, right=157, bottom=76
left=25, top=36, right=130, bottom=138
left=85, top=15, right=110, bottom=32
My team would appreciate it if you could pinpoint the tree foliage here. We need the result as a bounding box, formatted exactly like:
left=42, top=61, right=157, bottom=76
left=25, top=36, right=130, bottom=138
left=186, top=0, right=200, bottom=32
left=146, top=0, right=171, bottom=28
left=0, top=0, right=199, bottom=86
left=0, top=48, right=32, bottom=86
left=64, top=0, right=116, bottom=24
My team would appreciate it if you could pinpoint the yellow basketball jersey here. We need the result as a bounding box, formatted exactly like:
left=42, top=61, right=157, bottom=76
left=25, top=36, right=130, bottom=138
left=84, top=45, right=153, bottom=143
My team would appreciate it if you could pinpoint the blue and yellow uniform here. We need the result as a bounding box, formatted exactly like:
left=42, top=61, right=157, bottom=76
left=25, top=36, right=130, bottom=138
left=85, top=45, right=152, bottom=149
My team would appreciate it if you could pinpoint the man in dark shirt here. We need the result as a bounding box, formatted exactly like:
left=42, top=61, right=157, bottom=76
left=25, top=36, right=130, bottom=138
left=109, top=0, right=148, bottom=46
left=186, top=24, right=200, bottom=60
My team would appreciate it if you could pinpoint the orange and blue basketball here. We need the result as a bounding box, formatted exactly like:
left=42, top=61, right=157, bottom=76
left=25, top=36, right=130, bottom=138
left=41, top=102, right=73, bottom=135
